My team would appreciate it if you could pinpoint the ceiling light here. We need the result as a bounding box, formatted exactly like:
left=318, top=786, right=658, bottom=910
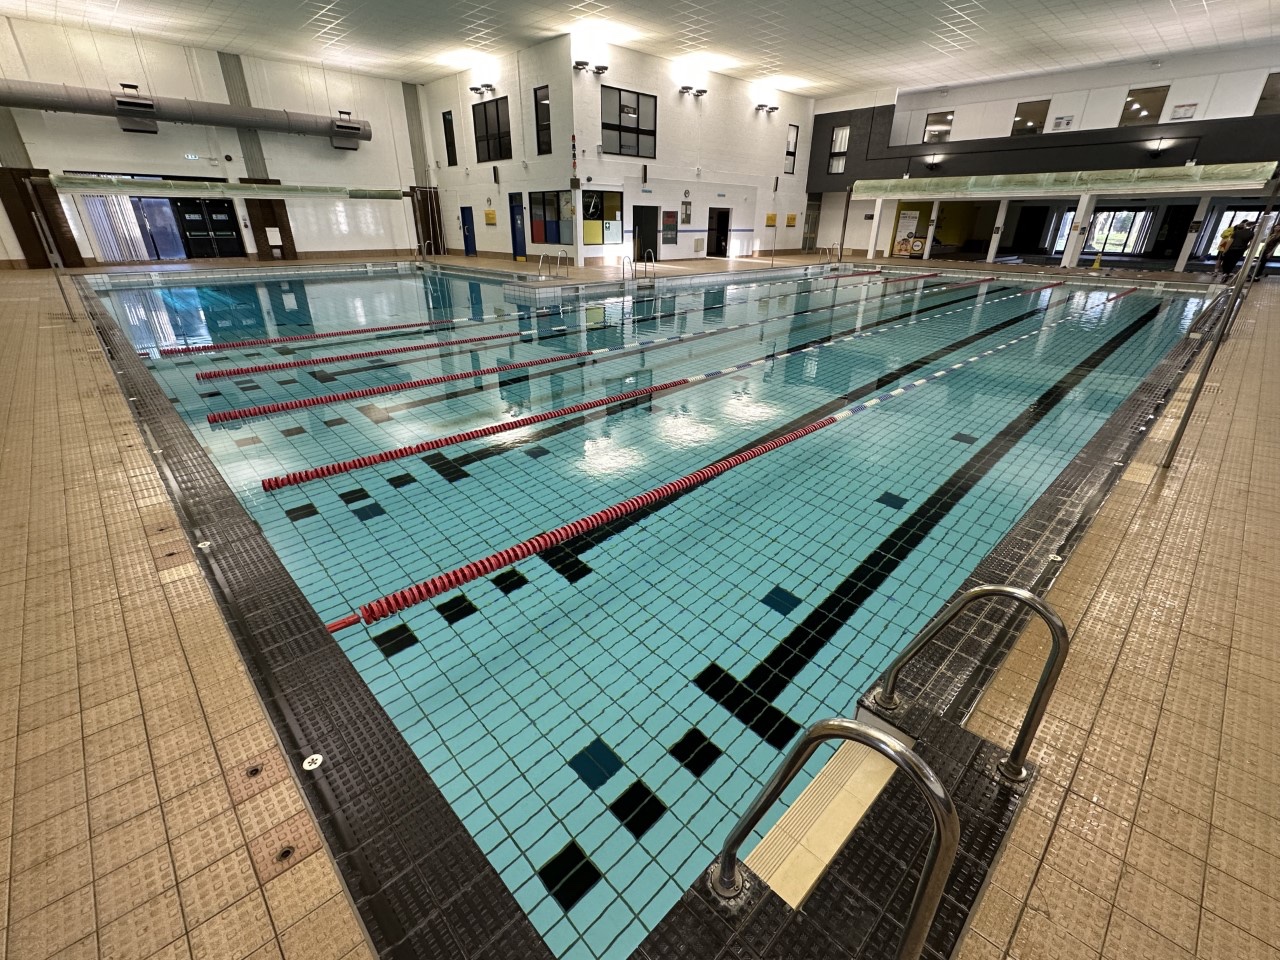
left=946, top=114, right=954, bottom=120
left=1139, top=109, right=1149, bottom=117
left=1130, top=102, right=1141, bottom=110
left=671, top=51, right=739, bottom=74
left=1014, top=116, right=1021, bottom=121
left=1026, top=121, right=1034, bottom=126
left=573, top=60, right=590, bottom=71
left=757, top=75, right=811, bottom=91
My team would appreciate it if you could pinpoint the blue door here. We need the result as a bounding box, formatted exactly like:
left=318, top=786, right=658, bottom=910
left=460, top=206, right=477, bottom=256
left=509, top=192, right=527, bottom=261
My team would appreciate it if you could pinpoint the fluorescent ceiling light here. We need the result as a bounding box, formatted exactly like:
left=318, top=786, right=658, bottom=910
left=435, top=49, right=496, bottom=71
left=671, top=50, right=739, bottom=73
left=759, top=75, right=811, bottom=91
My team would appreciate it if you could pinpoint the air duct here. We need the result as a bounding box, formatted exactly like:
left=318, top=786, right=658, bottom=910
left=0, top=78, right=372, bottom=148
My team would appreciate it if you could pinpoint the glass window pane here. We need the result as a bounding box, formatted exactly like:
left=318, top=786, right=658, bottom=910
left=639, top=134, right=655, bottom=158
left=639, top=94, right=656, bottom=130
left=620, top=131, right=637, bottom=155
left=496, top=97, right=510, bottom=135
left=1118, top=85, right=1168, bottom=126
left=828, top=155, right=846, bottom=174
left=784, top=154, right=796, bottom=175
left=1011, top=99, right=1050, bottom=136
left=787, top=124, right=799, bottom=151
left=923, top=112, right=952, bottom=143
left=498, top=134, right=512, bottom=160
left=602, top=127, right=620, bottom=154
left=831, top=125, right=850, bottom=152
left=604, top=192, right=622, bottom=219
left=537, top=128, right=552, bottom=155
left=601, top=87, right=620, bottom=125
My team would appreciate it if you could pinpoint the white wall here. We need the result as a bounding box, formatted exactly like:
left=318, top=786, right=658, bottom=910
left=878, top=44, right=1280, bottom=144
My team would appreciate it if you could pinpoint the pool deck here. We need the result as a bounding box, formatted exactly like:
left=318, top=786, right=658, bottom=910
left=0, top=261, right=1274, bottom=960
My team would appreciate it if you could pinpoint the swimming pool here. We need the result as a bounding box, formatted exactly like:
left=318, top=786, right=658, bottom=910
left=96, top=263, right=1206, bottom=960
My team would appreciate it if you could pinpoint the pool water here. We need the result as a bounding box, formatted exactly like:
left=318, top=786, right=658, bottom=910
left=98, top=265, right=1204, bottom=960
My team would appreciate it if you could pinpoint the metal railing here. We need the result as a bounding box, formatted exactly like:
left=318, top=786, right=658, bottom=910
left=620, top=255, right=634, bottom=281
left=873, top=584, right=1069, bottom=781
left=555, top=249, right=570, bottom=278
left=708, top=718, right=959, bottom=960
left=642, top=248, right=656, bottom=279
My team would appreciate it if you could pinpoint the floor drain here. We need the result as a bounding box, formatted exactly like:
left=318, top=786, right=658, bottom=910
left=275, top=846, right=295, bottom=863
left=246, top=764, right=263, bottom=778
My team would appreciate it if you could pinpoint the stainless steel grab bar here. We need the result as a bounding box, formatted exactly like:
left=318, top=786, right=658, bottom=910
left=873, top=584, right=1069, bottom=781
left=709, top=718, right=959, bottom=960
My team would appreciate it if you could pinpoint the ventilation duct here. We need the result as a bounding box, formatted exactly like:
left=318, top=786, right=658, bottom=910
left=0, top=78, right=372, bottom=148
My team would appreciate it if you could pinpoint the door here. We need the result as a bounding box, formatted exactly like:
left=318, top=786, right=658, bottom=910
left=632, top=205, right=660, bottom=264
left=509, top=193, right=527, bottom=261
left=460, top=206, right=477, bottom=256
left=134, top=198, right=186, bottom=260
left=205, top=199, right=245, bottom=258
left=706, top=207, right=731, bottom=257
left=802, top=194, right=822, bottom=252
left=170, top=198, right=246, bottom=259
left=1010, top=205, right=1050, bottom=255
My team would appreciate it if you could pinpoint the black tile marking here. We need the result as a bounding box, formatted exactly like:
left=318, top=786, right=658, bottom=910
left=339, top=488, right=371, bottom=504
left=761, top=585, right=803, bottom=617
left=371, top=624, right=418, bottom=658
left=668, top=728, right=722, bottom=777
left=952, top=432, right=978, bottom=444
left=352, top=503, right=386, bottom=522
left=491, top=569, right=528, bottom=594
left=285, top=504, right=319, bottom=522
left=356, top=403, right=392, bottom=424
left=609, top=781, right=667, bottom=839
left=277, top=378, right=298, bottom=386
left=234, top=436, right=263, bottom=448
left=238, top=383, right=262, bottom=392
left=694, top=303, right=1164, bottom=737
left=540, top=546, right=592, bottom=583
left=386, top=473, right=418, bottom=489
left=199, top=390, right=222, bottom=399
left=436, top=593, right=478, bottom=625
left=537, top=841, right=601, bottom=911
left=567, top=736, right=622, bottom=790
left=544, top=294, right=1042, bottom=568
left=274, top=346, right=296, bottom=355
left=875, top=492, right=908, bottom=510
left=323, top=417, right=348, bottom=427
left=422, top=451, right=471, bottom=483
left=281, top=426, right=306, bottom=438
left=525, top=445, right=551, bottom=459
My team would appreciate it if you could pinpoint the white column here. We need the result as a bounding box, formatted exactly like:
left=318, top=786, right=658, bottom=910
left=986, top=198, right=1010, bottom=263
left=922, top=200, right=941, bottom=260
left=573, top=185, right=585, bottom=268
left=1174, top=195, right=1212, bottom=273
left=1060, top=193, right=1097, bottom=269
left=881, top=201, right=900, bottom=256
left=865, top=198, right=883, bottom=260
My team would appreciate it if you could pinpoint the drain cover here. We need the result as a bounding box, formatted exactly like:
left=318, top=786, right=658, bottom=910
left=302, top=754, right=324, bottom=771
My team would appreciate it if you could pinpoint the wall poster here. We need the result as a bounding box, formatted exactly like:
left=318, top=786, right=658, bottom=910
left=662, top=210, right=678, bottom=244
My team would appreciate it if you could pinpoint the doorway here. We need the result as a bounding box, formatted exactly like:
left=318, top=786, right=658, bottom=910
left=171, top=198, right=246, bottom=258
left=802, top=195, right=821, bottom=252
left=460, top=206, right=477, bottom=256
left=632, top=205, right=660, bottom=264
left=706, top=207, right=731, bottom=258
left=508, top=193, right=526, bottom=261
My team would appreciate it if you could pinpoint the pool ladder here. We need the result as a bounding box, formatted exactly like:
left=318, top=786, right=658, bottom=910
left=622, top=249, right=656, bottom=283
left=709, top=584, right=1070, bottom=959
left=536, top=250, right=572, bottom=279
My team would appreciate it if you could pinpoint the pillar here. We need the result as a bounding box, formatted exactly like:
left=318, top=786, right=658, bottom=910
left=986, top=198, right=1010, bottom=263
left=1174, top=195, right=1212, bottom=273
left=922, top=200, right=941, bottom=260
left=866, top=198, right=883, bottom=260
left=1060, top=193, right=1097, bottom=269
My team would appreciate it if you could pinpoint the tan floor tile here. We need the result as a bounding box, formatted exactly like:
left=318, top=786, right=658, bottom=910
left=1043, top=827, right=1123, bottom=900
left=236, top=777, right=305, bottom=842
left=1123, top=827, right=1204, bottom=902
left=9, top=804, right=89, bottom=876
left=1207, top=827, right=1280, bottom=895
left=87, top=741, right=154, bottom=799
left=262, top=852, right=343, bottom=934
left=171, top=808, right=245, bottom=881
left=1134, top=791, right=1209, bottom=860
left=179, top=847, right=260, bottom=929
left=1212, top=794, right=1280, bottom=861
left=1027, top=864, right=1112, bottom=950
left=1102, top=908, right=1191, bottom=959
left=156, top=746, right=222, bottom=802
left=187, top=890, right=275, bottom=960
left=143, top=938, right=193, bottom=960
left=83, top=715, right=147, bottom=766
left=1114, top=863, right=1199, bottom=951
left=1057, top=793, right=1132, bottom=860
left=1203, top=865, right=1280, bottom=948
left=1197, top=909, right=1280, bottom=960
left=89, top=772, right=160, bottom=835
left=8, top=839, right=93, bottom=923
left=95, top=843, right=176, bottom=925
left=1071, top=761, right=1139, bottom=822
left=1009, top=907, right=1102, bottom=960
left=5, top=884, right=96, bottom=960
left=969, top=882, right=1022, bottom=949
left=247, top=810, right=322, bottom=885
left=13, top=739, right=84, bottom=797
left=46, top=935, right=98, bottom=960
left=90, top=806, right=168, bottom=877
left=98, top=888, right=186, bottom=960
left=278, top=894, right=362, bottom=960
left=164, top=774, right=232, bottom=837
left=12, top=770, right=87, bottom=834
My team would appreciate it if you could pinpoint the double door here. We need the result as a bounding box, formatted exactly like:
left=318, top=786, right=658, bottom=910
left=171, top=198, right=246, bottom=259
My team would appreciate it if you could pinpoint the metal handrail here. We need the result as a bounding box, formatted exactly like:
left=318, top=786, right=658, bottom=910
left=556, top=248, right=570, bottom=278
left=708, top=718, right=959, bottom=960
left=536, top=253, right=547, bottom=278
left=818, top=246, right=830, bottom=264
left=621, top=255, right=634, bottom=281
left=873, top=584, right=1069, bottom=781
left=831, top=242, right=842, bottom=265
left=643, top=248, right=656, bottom=279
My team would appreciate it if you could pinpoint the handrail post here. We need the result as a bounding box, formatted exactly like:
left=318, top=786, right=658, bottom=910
left=708, top=718, right=959, bottom=960
left=873, top=584, right=1070, bottom=782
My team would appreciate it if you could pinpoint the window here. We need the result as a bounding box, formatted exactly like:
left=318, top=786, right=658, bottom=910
left=785, top=124, right=799, bottom=174
left=533, top=85, right=552, bottom=155
left=1011, top=100, right=1050, bottom=136
left=442, top=111, right=457, bottom=167
left=472, top=97, right=512, bottom=162
left=923, top=111, right=953, bottom=143
left=601, top=86, right=656, bottom=158
left=1083, top=209, right=1154, bottom=254
left=529, top=190, right=573, bottom=244
left=827, top=125, right=849, bottom=174
left=582, top=189, right=623, bottom=244
left=1255, top=73, right=1280, bottom=115
left=1118, top=86, right=1169, bottom=126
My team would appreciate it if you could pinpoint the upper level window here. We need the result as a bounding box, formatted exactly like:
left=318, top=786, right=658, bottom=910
left=1011, top=100, right=1050, bottom=136
left=1119, top=86, right=1169, bottom=126
left=1255, top=73, right=1280, bottom=115
left=923, top=111, right=952, bottom=143
left=601, top=85, right=656, bottom=157
left=785, top=124, right=799, bottom=174
left=828, top=125, right=849, bottom=174
left=472, top=97, right=512, bottom=162
left=442, top=111, right=458, bottom=166
left=533, top=85, right=552, bottom=155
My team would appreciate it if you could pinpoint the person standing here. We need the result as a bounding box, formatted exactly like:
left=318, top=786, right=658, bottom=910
left=1221, top=219, right=1255, bottom=279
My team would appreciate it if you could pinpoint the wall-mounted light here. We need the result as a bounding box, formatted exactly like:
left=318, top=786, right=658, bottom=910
left=756, top=103, right=769, bottom=111
left=766, top=105, right=779, bottom=113
left=925, top=154, right=942, bottom=170
left=693, top=88, right=707, bottom=97
left=680, top=85, right=694, bottom=94
left=469, top=85, right=483, bottom=94
left=592, top=64, right=608, bottom=75
left=481, top=83, right=495, bottom=92
left=1149, top=137, right=1166, bottom=158
left=573, top=60, right=590, bottom=71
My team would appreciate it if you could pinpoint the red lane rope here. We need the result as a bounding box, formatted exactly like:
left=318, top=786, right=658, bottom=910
left=194, top=329, right=524, bottom=380
left=159, top=317, right=458, bottom=355
left=1026, top=281, right=1067, bottom=293
left=1104, top=287, right=1139, bottom=302
left=263, top=381, right=690, bottom=490
left=208, top=350, right=596, bottom=424
left=333, top=414, right=839, bottom=630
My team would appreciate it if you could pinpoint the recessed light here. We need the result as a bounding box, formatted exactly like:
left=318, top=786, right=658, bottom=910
left=946, top=114, right=954, bottom=120
left=1026, top=121, right=1034, bottom=126
left=1139, top=109, right=1149, bottom=116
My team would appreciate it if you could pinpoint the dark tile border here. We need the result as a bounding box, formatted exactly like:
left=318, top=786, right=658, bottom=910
left=78, top=274, right=1216, bottom=960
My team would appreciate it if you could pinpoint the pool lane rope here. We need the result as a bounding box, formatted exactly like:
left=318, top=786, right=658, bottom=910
left=194, top=270, right=893, bottom=381
left=159, top=268, right=883, bottom=357
left=206, top=272, right=947, bottom=425
left=328, top=281, right=1110, bottom=632
left=263, top=278, right=1030, bottom=491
